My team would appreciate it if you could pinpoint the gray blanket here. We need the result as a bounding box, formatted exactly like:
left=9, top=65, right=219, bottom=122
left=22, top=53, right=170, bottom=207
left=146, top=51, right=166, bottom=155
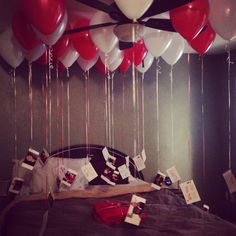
left=2, top=189, right=236, bottom=236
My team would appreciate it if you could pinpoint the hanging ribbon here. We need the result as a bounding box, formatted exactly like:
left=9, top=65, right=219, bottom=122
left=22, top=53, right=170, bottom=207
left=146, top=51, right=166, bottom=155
left=66, top=68, right=71, bottom=158
left=155, top=59, right=161, bottom=169
left=226, top=42, right=234, bottom=170
left=200, top=56, right=206, bottom=183
left=84, top=70, right=91, bottom=158
left=28, top=63, right=33, bottom=145
left=170, top=65, right=174, bottom=163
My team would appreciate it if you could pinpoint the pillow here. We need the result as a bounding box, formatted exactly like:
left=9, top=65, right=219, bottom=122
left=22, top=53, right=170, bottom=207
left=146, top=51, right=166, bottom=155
left=29, top=157, right=90, bottom=194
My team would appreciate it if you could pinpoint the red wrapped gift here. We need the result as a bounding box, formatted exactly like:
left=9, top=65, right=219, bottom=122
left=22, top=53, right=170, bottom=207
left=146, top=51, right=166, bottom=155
left=93, top=200, right=146, bottom=225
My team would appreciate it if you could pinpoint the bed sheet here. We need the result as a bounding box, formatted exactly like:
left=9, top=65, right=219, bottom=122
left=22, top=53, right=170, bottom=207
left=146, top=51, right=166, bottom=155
left=1, top=189, right=236, bottom=236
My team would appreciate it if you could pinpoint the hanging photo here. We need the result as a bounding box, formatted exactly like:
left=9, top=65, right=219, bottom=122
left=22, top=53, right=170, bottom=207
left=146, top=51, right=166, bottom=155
left=166, top=166, right=181, bottom=183
left=39, top=148, right=49, bottom=166
left=222, top=170, right=236, bottom=194
left=21, top=148, right=39, bottom=170
left=125, top=194, right=146, bottom=226
left=180, top=180, right=201, bottom=205
left=61, top=168, right=78, bottom=187
left=8, top=177, right=24, bottom=194
left=133, top=155, right=146, bottom=171
left=154, top=171, right=172, bottom=187
left=81, top=162, right=98, bottom=182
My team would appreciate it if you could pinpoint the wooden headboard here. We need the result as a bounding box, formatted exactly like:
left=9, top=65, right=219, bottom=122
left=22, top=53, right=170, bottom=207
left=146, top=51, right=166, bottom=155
left=50, top=144, right=144, bottom=180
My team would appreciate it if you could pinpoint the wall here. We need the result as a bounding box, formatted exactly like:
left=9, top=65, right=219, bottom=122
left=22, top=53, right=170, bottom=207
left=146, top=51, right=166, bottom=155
left=0, top=50, right=236, bottom=219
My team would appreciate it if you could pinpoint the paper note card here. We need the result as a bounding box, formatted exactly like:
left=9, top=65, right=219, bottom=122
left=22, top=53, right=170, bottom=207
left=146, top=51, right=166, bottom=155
left=223, top=170, right=236, bottom=194
left=81, top=162, right=98, bottom=182
left=118, top=164, right=131, bottom=179
left=102, top=147, right=110, bottom=161
left=133, top=155, right=146, bottom=171
left=180, top=180, right=201, bottom=204
left=141, top=149, right=147, bottom=162
left=166, top=166, right=181, bottom=183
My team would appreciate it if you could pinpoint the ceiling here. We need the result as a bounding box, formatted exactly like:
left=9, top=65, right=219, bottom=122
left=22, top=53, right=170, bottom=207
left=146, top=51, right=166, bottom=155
left=1, top=0, right=236, bottom=55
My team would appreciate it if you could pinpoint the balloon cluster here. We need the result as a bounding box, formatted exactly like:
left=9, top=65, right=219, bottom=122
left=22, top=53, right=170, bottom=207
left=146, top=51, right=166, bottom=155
left=0, top=0, right=235, bottom=73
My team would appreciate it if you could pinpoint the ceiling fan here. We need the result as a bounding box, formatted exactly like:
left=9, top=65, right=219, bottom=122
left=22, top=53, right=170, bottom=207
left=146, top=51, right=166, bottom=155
left=64, top=0, right=194, bottom=50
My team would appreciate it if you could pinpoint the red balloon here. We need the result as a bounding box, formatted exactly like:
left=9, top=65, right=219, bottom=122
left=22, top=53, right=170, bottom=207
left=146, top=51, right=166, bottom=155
left=189, top=23, right=216, bottom=54
left=21, top=0, right=65, bottom=35
left=70, top=16, right=98, bottom=60
left=125, top=40, right=148, bottom=66
left=52, top=35, right=70, bottom=59
left=12, top=10, right=40, bottom=50
left=170, top=0, right=209, bottom=40
left=119, top=56, right=131, bottom=73
left=36, top=51, right=49, bottom=65
left=95, top=58, right=108, bottom=75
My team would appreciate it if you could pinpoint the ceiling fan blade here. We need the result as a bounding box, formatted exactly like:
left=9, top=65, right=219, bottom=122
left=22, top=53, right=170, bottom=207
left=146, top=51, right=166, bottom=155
left=64, top=22, right=118, bottom=35
left=75, top=0, right=111, bottom=14
left=141, top=18, right=176, bottom=32
left=119, top=41, right=133, bottom=50
left=141, top=0, right=194, bottom=19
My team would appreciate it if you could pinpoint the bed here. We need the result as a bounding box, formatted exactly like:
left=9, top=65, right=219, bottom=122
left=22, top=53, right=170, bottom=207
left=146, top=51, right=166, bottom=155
left=1, top=144, right=236, bottom=236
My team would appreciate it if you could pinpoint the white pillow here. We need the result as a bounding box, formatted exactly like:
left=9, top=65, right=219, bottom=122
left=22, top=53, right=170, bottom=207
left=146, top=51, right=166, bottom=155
left=29, top=157, right=90, bottom=194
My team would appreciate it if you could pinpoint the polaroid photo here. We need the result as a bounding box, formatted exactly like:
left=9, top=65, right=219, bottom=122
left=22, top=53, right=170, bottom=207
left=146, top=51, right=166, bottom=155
left=125, top=195, right=146, bottom=226
left=101, top=168, right=119, bottom=186
left=118, top=164, right=131, bottom=179
left=61, top=168, right=77, bottom=187
left=166, top=166, right=181, bottom=183
left=39, top=148, right=49, bottom=166
left=180, top=180, right=201, bottom=205
left=223, top=169, right=236, bottom=194
left=21, top=148, right=40, bottom=170
left=9, top=177, right=24, bottom=194
left=133, top=155, right=146, bottom=172
left=154, top=171, right=166, bottom=187
left=102, top=147, right=110, bottom=161
left=81, top=162, right=98, bottom=182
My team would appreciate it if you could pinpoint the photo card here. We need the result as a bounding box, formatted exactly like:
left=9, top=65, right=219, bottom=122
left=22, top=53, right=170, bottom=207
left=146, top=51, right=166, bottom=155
left=180, top=180, right=201, bottom=205
left=21, top=148, right=40, bottom=170
left=9, top=177, right=24, bottom=194
left=222, top=169, right=236, bottom=194
left=125, top=194, right=146, bottom=226
left=154, top=171, right=172, bottom=187
left=61, top=168, right=78, bottom=187
left=166, top=166, right=181, bottom=183
left=81, top=162, right=98, bottom=182
left=133, top=155, right=146, bottom=172
left=39, top=148, right=49, bottom=166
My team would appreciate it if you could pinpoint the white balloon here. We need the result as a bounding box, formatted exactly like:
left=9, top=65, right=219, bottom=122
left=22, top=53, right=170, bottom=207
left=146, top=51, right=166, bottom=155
left=24, top=43, right=47, bottom=62
left=89, top=11, right=118, bottom=54
left=108, top=53, right=124, bottom=72
left=144, top=28, right=173, bottom=58
left=77, top=54, right=99, bottom=72
left=209, top=0, right=236, bottom=40
left=33, top=11, right=68, bottom=46
left=161, top=34, right=185, bottom=66
left=114, top=0, right=153, bottom=20
left=59, top=45, right=79, bottom=68
left=136, top=51, right=154, bottom=73
left=0, top=29, right=24, bottom=68
left=99, top=45, right=122, bottom=66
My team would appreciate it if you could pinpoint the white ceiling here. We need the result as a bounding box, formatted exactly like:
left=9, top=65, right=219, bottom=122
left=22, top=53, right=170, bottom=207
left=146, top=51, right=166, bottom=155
left=1, top=0, right=236, bottom=55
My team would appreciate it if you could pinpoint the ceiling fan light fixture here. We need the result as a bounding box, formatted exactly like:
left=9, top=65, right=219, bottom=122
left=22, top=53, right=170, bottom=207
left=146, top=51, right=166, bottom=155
left=114, top=23, right=146, bottom=42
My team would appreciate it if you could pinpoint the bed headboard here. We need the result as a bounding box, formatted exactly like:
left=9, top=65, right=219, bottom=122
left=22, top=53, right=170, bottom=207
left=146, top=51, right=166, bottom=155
left=50, top=144, right=144, bottom=180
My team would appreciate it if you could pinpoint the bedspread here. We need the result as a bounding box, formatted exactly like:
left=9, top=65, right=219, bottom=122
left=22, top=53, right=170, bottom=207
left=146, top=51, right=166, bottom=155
left=1, top=188, right=236, bottom=236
